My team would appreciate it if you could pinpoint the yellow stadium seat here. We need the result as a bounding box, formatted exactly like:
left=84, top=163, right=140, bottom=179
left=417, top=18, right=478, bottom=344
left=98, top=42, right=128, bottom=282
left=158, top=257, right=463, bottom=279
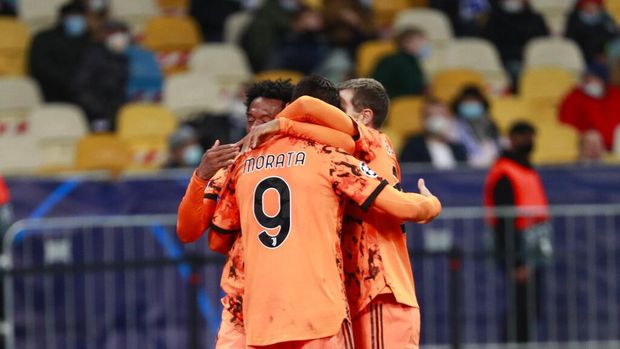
left=490, top=97, right=533, bottom=135
left=532, top=119, right=579, bottom=164
left=142, top=16, right=202, bottom=52
left=606, top=0, right=620, bottom=23
left=255, top=70, right=304, bottom=84
left=117, top=103, right=177, bottom=138
left=372, top=0, right=414, bottom=27
left=157, top=0, right=189, bottom=11
left=75, top=134, right=132, bottom=173
left=386, top=96, right=424, bottom=138
left=519, top=67, right=576, bottom=105
left=0, top=17, right=30, bottom=76
left=430, top=69, right=486, bottom=103
left=356, top=40, right=396, bottom=78
left=116, top=103, right=177, bottom=169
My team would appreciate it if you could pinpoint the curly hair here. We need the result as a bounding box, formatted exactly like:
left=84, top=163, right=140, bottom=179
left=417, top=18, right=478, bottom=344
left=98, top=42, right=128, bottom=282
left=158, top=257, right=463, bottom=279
left=292, top=75, right=341, bottom=109
left=245, top=79, right=294, bottom=107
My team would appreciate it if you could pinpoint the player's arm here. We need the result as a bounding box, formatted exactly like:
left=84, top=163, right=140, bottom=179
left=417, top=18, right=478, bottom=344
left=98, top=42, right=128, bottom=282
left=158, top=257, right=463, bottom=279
left=331, top=155, right=441, bottom=223
left=278, top=95, right=358, bottom=136
left=209, top=170, right=241, bottom=253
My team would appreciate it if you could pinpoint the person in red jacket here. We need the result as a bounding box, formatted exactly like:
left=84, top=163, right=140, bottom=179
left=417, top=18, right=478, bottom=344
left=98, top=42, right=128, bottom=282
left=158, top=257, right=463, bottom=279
left=559, top=65, right=620, bottom=151
left=0, top=175, right=12, bottom=237
left=484, top=121, right=552, bottom=343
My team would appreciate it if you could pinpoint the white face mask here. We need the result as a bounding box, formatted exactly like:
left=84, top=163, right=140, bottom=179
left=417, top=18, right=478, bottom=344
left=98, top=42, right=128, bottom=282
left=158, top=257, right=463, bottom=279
left=182, top=144, right=204, bottom=166
left=426, top=114, right=452, bottom=137
left=502, top=0, right=524, bottom=13
left=89, top=0, right=106, bottom=12
left=583, top=82, right=604, bottom=98
left=106, top=32, right=130, bottom=53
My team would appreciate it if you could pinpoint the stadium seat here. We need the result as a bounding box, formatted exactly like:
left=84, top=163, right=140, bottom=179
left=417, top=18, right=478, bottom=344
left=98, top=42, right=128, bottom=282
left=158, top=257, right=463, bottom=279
left=356, top=40, right=396, bottom=78
left=17, top=0, right=65, bottom=32
left=0, top=77, right=42, bottom=136
left=163, top=72, right=230, bottom=120
left=126, top=46, right=163, bottom=102
left=530, top=0, right=575, bottom=34
left=75, top=134, right=132, bottom=173
left=142, top=16, right=202, bottom=74
left=523, top=37, right=585, bottom=78
left=0, top=17, right=30, bottom=76
left=490, top=96, right=532, bottom=135
left=0, top=134, right=42, bottom=174
left=386, top=96, right=424, bottom=138
left=532, top=119, right=579, bottom=164
left=430, top=69, right=486, bottom=103
left=393, top=8, right=453, bottom=45
left=372, top=0, right=414, bottom=27
left=29, top=103, right=88, bottom=171
left=442, top=38, right=510, bottom=93
left=157, top=0, right=189, bottom=12
left=608, top=2, right=620, bottom=24
left=117, top=103, right=177, bottom=139
left=519, top=67, right=576, bottom=105
left=254, top=70, right=304, bottom=84
left=188, top=43, right=252, bottom=92
left=110, top=0, right=160, bottom=34
left=223, top=11, right=253, bottom=45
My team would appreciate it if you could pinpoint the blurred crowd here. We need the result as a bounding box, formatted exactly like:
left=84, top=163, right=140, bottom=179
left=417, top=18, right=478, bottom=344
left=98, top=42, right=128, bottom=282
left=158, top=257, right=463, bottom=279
left=1, top=0, right=620, bottom=172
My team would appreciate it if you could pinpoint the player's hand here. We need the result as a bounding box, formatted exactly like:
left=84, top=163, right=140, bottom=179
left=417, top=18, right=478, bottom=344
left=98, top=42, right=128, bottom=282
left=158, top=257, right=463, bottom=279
left=240, top=119, right=281, bottom=153
left=195, top=140, right=239, bottom=180
left=418, top=178, right=433, bottom=197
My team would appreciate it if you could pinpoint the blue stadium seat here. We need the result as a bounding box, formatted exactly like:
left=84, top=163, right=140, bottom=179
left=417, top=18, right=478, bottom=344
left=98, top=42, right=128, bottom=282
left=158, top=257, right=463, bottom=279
left=126, top=46, right=163, bottom=102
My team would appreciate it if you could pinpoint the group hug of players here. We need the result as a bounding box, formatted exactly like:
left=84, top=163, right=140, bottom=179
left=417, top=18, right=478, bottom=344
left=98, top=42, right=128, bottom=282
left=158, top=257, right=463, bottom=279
left=176, top=75, right=442, bottom=349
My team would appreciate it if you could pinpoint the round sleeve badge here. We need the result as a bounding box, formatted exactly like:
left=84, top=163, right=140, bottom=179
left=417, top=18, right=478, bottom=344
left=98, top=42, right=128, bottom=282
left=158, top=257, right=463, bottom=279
left=359, top=162, right=378, bottom=178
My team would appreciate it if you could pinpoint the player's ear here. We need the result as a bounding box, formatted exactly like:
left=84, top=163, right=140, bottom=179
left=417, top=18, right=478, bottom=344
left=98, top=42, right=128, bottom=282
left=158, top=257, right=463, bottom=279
left=361, top=108, right=374, bottom=127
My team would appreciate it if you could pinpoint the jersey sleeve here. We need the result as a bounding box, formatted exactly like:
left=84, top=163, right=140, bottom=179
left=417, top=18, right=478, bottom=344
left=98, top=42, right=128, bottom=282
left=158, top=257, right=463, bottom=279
left=329, top=151, right=442, bottom=223
left=176, top=169, right=226, bottom=244
left=210, top=171, right=241, bottom=253
left=279, top=118, right=355, bottom=154
left=277, top=96, right=358, bottom=137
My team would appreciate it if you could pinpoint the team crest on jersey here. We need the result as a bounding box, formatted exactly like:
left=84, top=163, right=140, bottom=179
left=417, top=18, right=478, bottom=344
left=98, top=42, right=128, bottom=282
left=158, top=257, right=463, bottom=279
left=359, top=162, right=378, bottom=178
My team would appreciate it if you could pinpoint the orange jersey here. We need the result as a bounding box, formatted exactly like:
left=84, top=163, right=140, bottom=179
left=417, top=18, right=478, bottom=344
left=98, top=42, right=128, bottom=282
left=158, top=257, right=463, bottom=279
left=212, top=135, right=440, bottom=346
left=276, top=96, right=422, bottom=315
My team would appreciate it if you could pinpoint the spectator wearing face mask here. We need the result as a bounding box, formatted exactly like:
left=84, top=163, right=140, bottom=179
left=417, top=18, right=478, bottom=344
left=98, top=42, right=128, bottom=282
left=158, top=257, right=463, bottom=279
left=399, top=97, right=468, bottom=168
left=559, top=65, right=620, bottom=151
left=565, top=0, right=619, bottom=65
left=29, top=1, right=92, bottom=102
left=371, top=27, right=429, bottom=99
left=451, top=85, right=500, bottom=167
left=72, top=20, right=130, bottom=132
left=483, top=0, right=548, bottom=87
left=430, top=0, right=491, bottom=37
left=166, top=125, right=205, bottom=168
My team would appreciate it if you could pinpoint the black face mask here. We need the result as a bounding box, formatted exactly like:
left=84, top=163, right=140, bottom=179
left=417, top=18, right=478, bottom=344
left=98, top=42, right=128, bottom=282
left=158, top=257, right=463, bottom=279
left=514, top=143, right=534, bottom=156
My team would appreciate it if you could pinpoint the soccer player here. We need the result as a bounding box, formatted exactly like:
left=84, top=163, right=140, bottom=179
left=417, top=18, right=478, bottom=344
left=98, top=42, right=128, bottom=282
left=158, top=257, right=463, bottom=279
left=175, top=79, right=355, bottom=348
left=211, top=77, right=441, bottom=348
left=244, top=78, right=425, bottom=348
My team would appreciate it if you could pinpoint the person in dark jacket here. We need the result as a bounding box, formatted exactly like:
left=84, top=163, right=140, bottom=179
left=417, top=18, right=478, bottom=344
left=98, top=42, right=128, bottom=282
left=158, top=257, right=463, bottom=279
left=565, top=0, right=619, bottom=64
left=371, top=27, right=428, bottom=98
left=400, top=97, right=468, bottom=168
left=72, top=20, right=130, bottom=131
left=29, top=1, right=92, bottom=102
left=483, top=0, right=548, bottom=86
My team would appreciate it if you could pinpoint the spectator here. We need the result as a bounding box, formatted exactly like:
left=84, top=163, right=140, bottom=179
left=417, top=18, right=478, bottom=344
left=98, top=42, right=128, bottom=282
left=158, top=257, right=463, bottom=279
left=72, top=20, right=130, bottom=132
left=0, top=175, right=12, bottom=238
left=241, top=0, right=301, bottom=72
left=323, top=0, right=376, bottom=57
left=578, top=129, right=606, bottom=164
left=483, top=0, right=548, bottom=86
left=565, top=0, right=619, bottom=65
left=0, top=0, right=15, bottom=15
left=484, top=121, right=551, bottom=343
left=79, top=0, right=110, bottom=33
left=268, top=7, right=329, bottom=75
left=430, top=0, right=491, bottom=37
left=166, top=125, right=204, bottom=168
left=451, top=85, right=500, bottom=167
left=29, top=1, right=92, bottom=102
left=371, top=27, right=428, bottom=98
left=558, top=65, right=620, bottom=151
left=399, top=97, right=468, bottom=168
left=190, top=0, right=241, bottom=41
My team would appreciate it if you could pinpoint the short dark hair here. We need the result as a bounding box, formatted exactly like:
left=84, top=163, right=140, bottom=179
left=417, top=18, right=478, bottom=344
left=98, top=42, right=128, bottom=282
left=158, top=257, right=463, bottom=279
left=245, top=79, right=294, bottom=107
left=395, top=27, right=425, bottom=51
left=60, top=1, right=85, bottom=17
left=292, top=75, right=341, bottom=109
left=509, top=121, right=536, bottom=137
left=450, top=84, right=489, bottom=115
left=338, top=78, right=390, bottom=129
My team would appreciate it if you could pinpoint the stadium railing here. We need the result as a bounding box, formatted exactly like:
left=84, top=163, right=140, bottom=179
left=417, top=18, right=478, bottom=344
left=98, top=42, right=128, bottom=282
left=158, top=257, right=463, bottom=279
left=0, top=205, right=619, bottom=349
